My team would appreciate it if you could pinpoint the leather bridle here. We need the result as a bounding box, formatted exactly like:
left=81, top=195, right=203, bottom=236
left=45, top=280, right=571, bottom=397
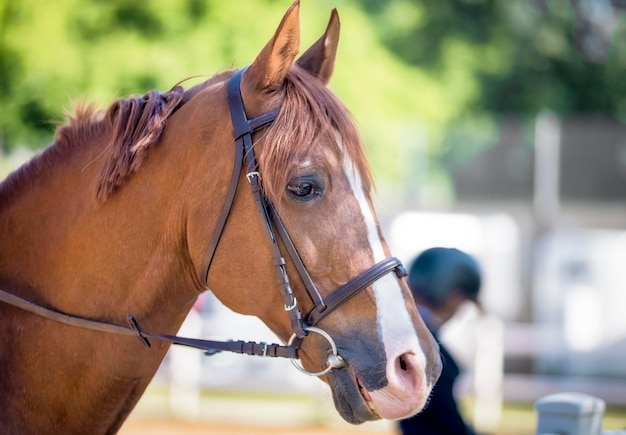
left=0, top=68, right=407, bottom=377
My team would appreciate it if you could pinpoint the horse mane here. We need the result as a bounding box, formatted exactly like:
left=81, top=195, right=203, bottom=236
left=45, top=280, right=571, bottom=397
left=0, top=82, right=203, bottom=204
left=92, top=87, right=184, bottom=200
left=1, top=73, right=227, bottom=203
left=258, top=66, right=373, bottom=203
left=1, top=68, right=371, bottom=205
left=71, top=66, right=372, bottom=203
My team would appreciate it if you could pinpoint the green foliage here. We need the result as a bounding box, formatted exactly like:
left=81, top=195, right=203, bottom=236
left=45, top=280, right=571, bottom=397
left=0, top=0, right=307, bottom=148
left=0, top=1, right=354, bottom=148
left=2, top=0, right=624, bottom=195
left=0, top=0, right=463, bottom=190
left=359, top=0, right=626, bottom=200
left=363, top=0, right=626, bottom=116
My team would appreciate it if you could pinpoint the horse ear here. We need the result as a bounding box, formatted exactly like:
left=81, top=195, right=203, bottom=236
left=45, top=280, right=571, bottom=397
left=243, top=0, right=300, bottom=93
left=296, top=8, right=340, bottom=85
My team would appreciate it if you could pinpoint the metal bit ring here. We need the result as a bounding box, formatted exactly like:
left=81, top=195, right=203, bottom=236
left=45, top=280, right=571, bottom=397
left=288, top=326, right=346, bottom=377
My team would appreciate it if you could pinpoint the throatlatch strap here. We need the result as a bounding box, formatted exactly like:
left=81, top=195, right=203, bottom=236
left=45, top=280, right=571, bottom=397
left=200, top=67, right=278, bottom=287
left=199, top=137, right=243, bottom=287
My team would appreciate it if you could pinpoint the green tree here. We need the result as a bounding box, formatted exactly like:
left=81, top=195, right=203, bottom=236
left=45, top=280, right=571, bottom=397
left=360, top=0, right=626, bottom=197
left=0, top=0, right=476, bottom=194
left=362, top=0, right=626, bottom=116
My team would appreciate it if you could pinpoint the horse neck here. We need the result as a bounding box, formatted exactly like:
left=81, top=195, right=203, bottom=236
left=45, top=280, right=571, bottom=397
left=0, top=128, right=199, bottom=433
left=1, top=130, right=198, bottom=311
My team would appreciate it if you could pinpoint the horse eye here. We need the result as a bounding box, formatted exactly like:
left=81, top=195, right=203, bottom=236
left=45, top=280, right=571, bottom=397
left=287, top=178, right=323, bottom=201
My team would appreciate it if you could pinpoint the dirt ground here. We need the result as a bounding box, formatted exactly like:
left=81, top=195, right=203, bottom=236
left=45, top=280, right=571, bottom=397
left=118, top=386, right=398, bottom=435
left=119, top=419, right=396, bottom=435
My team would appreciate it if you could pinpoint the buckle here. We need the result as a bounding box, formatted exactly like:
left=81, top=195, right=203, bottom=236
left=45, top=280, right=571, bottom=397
left=246, top=171, right=260, bottom=183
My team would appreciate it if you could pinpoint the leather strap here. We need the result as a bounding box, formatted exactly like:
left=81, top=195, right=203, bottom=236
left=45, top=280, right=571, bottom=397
left=0, top=288, right=139, bottom=337
left=0, top=289, right=298, bottom=358
left=227, top=68, right=306, bottom=338
left=200, top=67, right=278, bottom=287
left=267, top=202, right=326, bottom=311
left=305, top=257, right=407, bottom=326
left=199, top=133, right=243, bottom=287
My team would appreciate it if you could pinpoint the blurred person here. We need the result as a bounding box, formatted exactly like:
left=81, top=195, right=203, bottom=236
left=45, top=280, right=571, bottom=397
left=399, top=247, right=481, bottom=435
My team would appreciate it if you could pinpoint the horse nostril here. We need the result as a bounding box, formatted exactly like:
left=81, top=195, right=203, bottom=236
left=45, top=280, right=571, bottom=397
left=394, top=352, right=420, bottom=390
left=399, top=355, right=408, bottom=371
left=364, top=351, right=428, bottom=420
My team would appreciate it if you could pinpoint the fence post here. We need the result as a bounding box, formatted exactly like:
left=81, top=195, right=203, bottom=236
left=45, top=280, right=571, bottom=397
left=535, top=392, right=606, bottom=435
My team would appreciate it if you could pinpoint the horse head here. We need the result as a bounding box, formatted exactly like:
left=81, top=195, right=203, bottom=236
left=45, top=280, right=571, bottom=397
left=188, top=1, right=442, bottom=423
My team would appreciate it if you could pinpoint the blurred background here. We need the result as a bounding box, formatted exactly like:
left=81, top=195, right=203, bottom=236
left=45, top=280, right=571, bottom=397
left=1, top=0, right=626, bottom=433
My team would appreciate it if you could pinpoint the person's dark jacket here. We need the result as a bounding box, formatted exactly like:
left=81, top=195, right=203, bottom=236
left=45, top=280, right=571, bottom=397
left=399, top=318, right=475, bottom=435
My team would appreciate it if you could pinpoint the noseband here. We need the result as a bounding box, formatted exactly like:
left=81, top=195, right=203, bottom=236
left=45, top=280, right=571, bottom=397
left=0, top=68, right=407, bottom=377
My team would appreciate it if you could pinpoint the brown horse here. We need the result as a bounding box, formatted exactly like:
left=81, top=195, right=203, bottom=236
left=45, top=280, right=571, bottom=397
left=0, top=2, right=441, bottom=433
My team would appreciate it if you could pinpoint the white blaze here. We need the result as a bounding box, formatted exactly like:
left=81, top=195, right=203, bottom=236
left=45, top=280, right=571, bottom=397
left=341, top=153, right=425, bottom=367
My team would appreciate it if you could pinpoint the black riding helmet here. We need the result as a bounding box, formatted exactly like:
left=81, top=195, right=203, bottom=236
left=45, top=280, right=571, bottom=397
left=407, top=247, right=481, bottom=308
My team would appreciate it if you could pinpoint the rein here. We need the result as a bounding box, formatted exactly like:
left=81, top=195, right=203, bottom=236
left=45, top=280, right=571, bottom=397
left=0, top=289, right=297, bottom=358
left=0, top=68, right=407, bottom=376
